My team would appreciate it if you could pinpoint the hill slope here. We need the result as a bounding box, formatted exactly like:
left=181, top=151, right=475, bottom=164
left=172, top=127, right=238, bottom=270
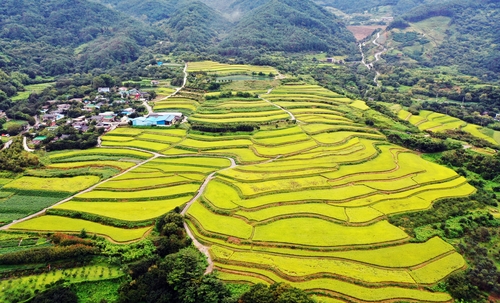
left=386, top=0, right=500, bottom=80
left=0, top=0, right=161, bottom=75
left=219, top=0, right=357, bottom=56
left=92, top=0, right=187, bottom=22
left=161, top=1, right=230, bottom=52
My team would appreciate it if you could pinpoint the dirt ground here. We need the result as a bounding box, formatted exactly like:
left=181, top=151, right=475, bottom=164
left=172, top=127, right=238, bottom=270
left=347, top=25, right=387, bottom=41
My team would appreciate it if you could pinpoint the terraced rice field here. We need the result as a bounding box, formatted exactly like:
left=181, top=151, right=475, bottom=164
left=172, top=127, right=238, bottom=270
left=189, top=98, right=290, bottom=125
left=10, top=156, right=231, bottom=242
left=399, top=109, right=500, bottom=145
left=187, top=61, right=277, bottom=75
left=100, top=128, right=187, bottom=152
left=0, top=147, right=151, bottom=226
left=6, top=78, right=475, bottom=302
left=181, top=83, right=473, bottom=302
left=3, top=176, right=99, bottom=194
left=153, top=96, right=201, bottom=115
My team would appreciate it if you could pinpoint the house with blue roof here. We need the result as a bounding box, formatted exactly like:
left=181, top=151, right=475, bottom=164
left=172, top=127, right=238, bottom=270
left=131, top=114, right=179, bottom=127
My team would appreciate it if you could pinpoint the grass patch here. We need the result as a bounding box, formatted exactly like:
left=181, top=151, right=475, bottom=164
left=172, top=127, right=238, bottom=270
left=3, top=176, right=100, bottom=194
left=10, top=216, right=151, bottom=242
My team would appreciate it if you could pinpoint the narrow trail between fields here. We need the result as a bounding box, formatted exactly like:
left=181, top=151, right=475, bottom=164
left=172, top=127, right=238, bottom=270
left=259, top=88, right=297, bottom=122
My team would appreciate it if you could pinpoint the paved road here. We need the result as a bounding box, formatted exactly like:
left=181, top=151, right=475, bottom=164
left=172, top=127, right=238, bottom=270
left=359, top=32, right=389, bottom=87
left=144, top=62, right=188, bottom=117
left=180, top=156, right=237, bottom=274
left=22, top=136, right=34, bottom=152
left=163, top=62, right=188, bottom=99
left=142, top=100, right=154, bottom=116
left=1, top=139, right=12, bottom=151
left=184, top=222, right=214, bottom=274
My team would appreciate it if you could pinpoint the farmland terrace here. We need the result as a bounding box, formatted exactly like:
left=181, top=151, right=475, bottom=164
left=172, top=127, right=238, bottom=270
left=2, top=80, right=475, bottom=303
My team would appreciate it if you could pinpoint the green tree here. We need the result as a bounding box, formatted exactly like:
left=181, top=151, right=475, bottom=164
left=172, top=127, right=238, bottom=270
left=240, top=283, right=314, bottom=303
left=29, top=285, right=77, bottom=303
left=92, top=76, right=106, bottom=90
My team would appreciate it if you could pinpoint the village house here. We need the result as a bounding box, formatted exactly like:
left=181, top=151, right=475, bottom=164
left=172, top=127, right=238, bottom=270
left=151, top=80, right=160, bottom=86
left=56, top=104, right=71, bottom=113
left=132, top=112, right=182, bottom=127
left=98, top=111, right=117, bottom=123
left=121, top=108, right=135, bottom=116
left=70, top=116, right=89, bottom=131
left=95, top=123, right=112, bottom=131
left=98, top=87, right=110, bottom=93
left=90, top=115, right=104, bottom=124
left=495, top=113, right=500, bottom=121
left=32, top=136, right=47, bottom=145
left=113, top=99, right=127, bottom=105
left=42, top=113, right=65, bottom=122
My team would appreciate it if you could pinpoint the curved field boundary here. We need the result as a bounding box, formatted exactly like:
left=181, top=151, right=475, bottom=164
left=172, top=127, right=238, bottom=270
left=9, top=216, right=153, bottom=243
left=214, top=264, right=452, bottom=303
left=214, top=259, right=418, bottom=288
left=208, top=240, right=457, bottom=271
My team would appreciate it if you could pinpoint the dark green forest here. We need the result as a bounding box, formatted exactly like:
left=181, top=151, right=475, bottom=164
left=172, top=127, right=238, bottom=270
left=218, top=0, right=357, bottom=57
left=0, top=0, right=162, bottom=75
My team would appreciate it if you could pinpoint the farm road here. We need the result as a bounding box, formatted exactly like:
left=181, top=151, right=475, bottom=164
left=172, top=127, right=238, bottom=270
left=143, top=62, right=188, bottom=117
left=180, top=156, right=237, bottom=273
left=359, top=32, right=390, bottom=87
left=1, top=139, right=12, bottom=150
left=23, top=136, right=34, bottom=152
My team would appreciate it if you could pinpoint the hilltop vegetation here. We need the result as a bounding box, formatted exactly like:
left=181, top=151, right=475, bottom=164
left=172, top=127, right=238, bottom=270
left=161, top=1, right=230, bottom=52
left=218, top=0, right=357, bottom=57
left=0, top=0, right=161, bottom=75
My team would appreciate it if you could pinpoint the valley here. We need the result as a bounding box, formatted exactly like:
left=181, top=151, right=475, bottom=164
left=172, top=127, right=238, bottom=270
left=0, top=0, right=499, bottom=302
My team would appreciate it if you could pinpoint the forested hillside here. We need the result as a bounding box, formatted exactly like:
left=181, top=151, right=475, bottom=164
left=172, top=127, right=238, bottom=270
left=160, top=1, right=230, bottom=52
left=0, top=0, right=162, bottom=76
left=218, top=0, right=358, bottom=57
left=91, top=0, right=184, bottom=22
left=399, top=0, right=500, bottom=80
